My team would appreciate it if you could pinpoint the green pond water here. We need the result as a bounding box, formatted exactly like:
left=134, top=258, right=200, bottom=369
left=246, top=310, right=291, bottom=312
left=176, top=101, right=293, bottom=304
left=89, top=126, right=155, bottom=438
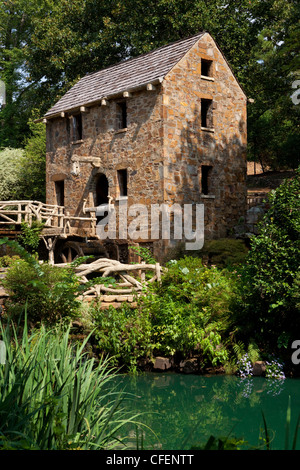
left=112, top=373, right=300, bottom=450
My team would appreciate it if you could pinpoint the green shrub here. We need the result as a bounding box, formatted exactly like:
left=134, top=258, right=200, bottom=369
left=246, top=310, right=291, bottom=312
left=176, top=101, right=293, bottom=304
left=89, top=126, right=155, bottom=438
left=88, top=257, right=242, bottom=369
left=156, top=257, right=237, bottom=319
left=92, top=303, right=154, bottom=372
left=18, top=221, right=44, bottom=254
left=3, top=258, right=81, bottom=325
left=0, top=148, right=26, bottom=200
left=142, top=257, right=238, bottom=366
left=143, top=292, right=228, bottom=365
left=0, top=255, right=20, bottom=267
left=199, top=238, right=248, bottom=268
left=232, top=169, right=300, bottom=348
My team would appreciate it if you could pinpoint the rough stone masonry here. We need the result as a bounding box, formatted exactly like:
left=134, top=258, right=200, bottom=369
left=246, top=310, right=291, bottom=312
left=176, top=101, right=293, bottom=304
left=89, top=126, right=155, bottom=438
left=44, top=32, right=247, bottom=261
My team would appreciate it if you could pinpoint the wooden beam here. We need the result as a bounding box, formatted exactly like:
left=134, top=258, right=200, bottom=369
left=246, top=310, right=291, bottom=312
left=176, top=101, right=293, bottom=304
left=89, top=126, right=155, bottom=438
left=147, top=83, right=156, bottom=91
left=101, top=98, right=109, bottom=106
left=123, top=91, right=132, bottom=98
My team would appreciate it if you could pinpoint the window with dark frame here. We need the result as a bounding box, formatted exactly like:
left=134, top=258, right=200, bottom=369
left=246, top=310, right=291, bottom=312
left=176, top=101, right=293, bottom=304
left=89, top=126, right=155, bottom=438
left=117, top=169, right=128, bottom=197
left=201, top=59, right=213, bottom=77
left=201, top=98, right=213, bottom=128
left=116, top=101, right=127, bottom=129
left=72, top=114, right=83, bottom=141
left=201, top=165, right=213, bottom=195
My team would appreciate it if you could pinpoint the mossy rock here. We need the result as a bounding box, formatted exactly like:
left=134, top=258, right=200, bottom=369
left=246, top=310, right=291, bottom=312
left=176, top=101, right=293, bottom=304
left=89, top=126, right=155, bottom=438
left=163, top=238, right=248, bottom=267
left=200, top=238, right=248, bottom=268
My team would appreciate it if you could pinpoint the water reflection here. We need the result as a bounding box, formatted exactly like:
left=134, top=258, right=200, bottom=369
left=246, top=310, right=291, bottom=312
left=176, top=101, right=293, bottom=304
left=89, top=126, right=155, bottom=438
left=113, top=373, right=300, bottom=450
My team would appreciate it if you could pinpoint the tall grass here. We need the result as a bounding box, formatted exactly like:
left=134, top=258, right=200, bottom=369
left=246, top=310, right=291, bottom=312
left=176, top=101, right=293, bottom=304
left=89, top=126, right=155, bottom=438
left=0, top=315, right=143, bottom=450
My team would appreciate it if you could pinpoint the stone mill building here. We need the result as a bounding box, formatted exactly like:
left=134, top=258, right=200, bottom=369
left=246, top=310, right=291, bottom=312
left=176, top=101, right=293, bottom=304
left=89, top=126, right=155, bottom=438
left=43, top=32, right=247, bottom=262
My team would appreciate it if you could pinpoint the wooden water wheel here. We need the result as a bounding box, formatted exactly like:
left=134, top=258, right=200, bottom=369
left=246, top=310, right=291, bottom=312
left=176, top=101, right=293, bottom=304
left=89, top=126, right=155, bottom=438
left=58, top=241, right=84, bottom=263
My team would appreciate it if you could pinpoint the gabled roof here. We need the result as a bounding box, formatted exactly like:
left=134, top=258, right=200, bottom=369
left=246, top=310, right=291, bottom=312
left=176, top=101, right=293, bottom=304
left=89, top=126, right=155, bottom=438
left=44, top=32, right=205, bottom=118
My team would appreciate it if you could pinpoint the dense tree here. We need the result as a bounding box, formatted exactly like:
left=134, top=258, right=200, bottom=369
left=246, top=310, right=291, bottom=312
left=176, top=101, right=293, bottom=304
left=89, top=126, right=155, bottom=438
left=0, top=0, right=299, bottom=168
left=0, top=0, right=40, bottom=146
left=233, top=170, right=300, bottom=349
left=247, top=0, right=300, bottom=169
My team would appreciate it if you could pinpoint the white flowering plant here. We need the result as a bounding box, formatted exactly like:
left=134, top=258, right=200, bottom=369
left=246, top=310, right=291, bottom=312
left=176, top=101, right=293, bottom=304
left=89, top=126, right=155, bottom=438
left=236, top=353, right=253, bottom=378
left=265, top=357, right=285, bottom=380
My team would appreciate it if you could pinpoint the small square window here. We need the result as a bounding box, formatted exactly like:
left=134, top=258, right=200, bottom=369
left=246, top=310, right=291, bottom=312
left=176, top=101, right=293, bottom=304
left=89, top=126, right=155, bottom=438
left=72, top=114, right=83, bottom=141
left=201, top=59, right=213, bottom=77
left=117, top=169, right=128, bottom=197
left=201, top=99, right=213, bottom=128
left=116, top=101, right=127, bottom=129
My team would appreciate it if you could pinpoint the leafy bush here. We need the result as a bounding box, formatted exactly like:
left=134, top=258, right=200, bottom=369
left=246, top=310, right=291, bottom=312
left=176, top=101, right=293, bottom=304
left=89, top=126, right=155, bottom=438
left=0, top=148, right=26, bottom=200
left=3, top=259, right=81, bottom=325
left=21, top=116, right=46, bottom=201
left=142, top=257, right=238, bottom=366
left=0, top=119, right=45, bottom=202
left=155, top=257, right=237, bottom=321
left=0, top=255, right=20, bottom=267
left=92, top=303, right=154, bottom=372
left=199, top=238, right=248, bottom=268
left=233, top=170, right=300, bottom=348
left=18, top=221, right=44, bottom=254
left=91, top=257, right=237, bottom=369
left=0, top=239, right=81, bottom=325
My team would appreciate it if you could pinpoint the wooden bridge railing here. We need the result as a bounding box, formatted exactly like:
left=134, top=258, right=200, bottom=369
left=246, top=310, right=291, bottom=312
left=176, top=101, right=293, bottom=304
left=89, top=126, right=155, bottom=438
left=247, top=191, right=269, bottom=209
left=0, top=200, right=96, bottom=236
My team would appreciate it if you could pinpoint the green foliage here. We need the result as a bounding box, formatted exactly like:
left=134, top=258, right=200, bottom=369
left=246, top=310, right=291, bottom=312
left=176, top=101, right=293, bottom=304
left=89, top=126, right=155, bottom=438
left=199, top=238, right=248, bottom=268
left=0, top=238, right=80, bottom=325
left=147, top=257, right=238, bottom=365
left=0, top=0, right=298, bottom=170
left=0, top=255, right=20, bottom=268
left=3, top=259, right=81, bottom=325
left=20, top=115, right=46, bottom=201
left=0, top=319, right=142, bottom=450
left=91, top=257, right=238, bottom=369
left=92, top=303, right=154, bottom=372
left=0, top=135, right=45, bottom=202
left=246, top=0, right=300, bottom=170
left=129, top=245, right=156, bottom=264
left=0, top=148, right=26, bottom=200
left=156, top=257, right=237, bottom=320
left=18, top=220, right=44, bottom=253
left=233, top=171, right=300, bottom=347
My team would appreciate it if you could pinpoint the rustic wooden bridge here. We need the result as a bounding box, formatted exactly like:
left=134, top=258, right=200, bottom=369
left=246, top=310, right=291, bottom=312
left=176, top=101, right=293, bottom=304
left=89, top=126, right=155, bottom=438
left=0, top=200, right=98, bottom=263
left=0, top=200, right=96, bottom=237
left=0, top=200, right=165, bottom=307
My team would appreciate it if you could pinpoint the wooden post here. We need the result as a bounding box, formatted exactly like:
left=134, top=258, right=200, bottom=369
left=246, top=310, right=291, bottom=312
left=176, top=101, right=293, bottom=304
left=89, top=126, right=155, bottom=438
left=155, top=263, right=161, bottom=283
left=140, top=261, right=145, bottom=283
left=42, top=236, right=58, bottom=265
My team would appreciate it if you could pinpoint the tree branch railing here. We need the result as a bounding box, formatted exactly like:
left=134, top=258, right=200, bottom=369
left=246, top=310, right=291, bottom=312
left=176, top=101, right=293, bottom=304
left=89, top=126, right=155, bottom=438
left=0, top=200, right=96, bottom=236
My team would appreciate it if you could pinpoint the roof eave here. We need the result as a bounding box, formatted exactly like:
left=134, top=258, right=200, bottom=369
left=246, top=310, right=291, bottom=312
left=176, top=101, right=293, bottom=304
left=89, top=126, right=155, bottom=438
left=41, top=77, right=164, bottom=122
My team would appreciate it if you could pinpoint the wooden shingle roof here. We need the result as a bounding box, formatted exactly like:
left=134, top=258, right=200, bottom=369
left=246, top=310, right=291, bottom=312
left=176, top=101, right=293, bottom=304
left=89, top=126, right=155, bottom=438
left=44, top=32, right=205, bottom=118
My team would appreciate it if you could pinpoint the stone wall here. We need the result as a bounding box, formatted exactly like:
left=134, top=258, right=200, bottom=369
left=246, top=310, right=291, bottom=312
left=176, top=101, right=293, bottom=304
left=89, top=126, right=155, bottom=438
left=45, top=33, right=247, bottom=261
left=46, top=88, right=164, bottom=211
left=161, top=32, right=247, bottom=245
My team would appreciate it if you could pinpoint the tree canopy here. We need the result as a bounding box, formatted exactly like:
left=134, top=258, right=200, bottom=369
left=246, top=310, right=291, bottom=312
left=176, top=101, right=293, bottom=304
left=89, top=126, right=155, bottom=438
left=0, top=0, right=299, bottom=169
